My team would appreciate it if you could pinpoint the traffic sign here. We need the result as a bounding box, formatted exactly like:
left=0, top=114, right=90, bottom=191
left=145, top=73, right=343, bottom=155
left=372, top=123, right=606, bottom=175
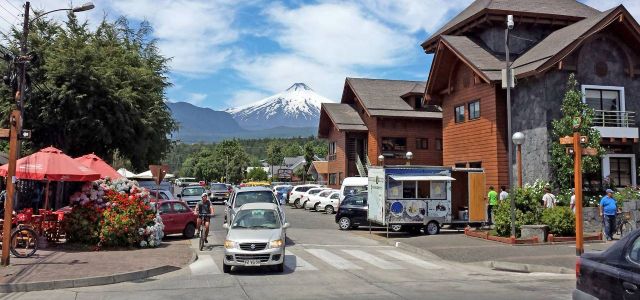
left=149, top=164, right=169, bottom=185
left=560, top=136, right=573, bottom=145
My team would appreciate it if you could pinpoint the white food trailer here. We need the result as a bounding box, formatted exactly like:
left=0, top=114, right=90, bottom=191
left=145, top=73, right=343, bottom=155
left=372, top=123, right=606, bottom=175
left=367, top=165, right=487, bottom=235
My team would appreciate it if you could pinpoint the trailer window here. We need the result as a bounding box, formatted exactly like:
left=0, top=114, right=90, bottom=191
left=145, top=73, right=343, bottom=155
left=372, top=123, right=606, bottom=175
left=403, top=181, right=416, bottom=198
left=418, top=181, right=430, bottom=198
left=388, top=180, right=402, bottom=198
left=430, top=181, right=447, bottom=199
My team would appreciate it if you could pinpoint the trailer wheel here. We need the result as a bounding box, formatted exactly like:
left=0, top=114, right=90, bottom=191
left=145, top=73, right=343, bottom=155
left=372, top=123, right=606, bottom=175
left=425, top=221, right=440, bottom=235
left=390, top=224, right=402, bottom=232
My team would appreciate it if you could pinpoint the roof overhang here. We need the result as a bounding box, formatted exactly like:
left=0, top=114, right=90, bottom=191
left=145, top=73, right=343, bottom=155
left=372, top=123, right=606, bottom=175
left=389, top=175, right=456, bottom=181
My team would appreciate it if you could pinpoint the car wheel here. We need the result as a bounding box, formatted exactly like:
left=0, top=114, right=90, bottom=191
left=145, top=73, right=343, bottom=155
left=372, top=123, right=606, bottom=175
left=223, top=262, right=231, bottom=273
left=183, top=223, right=196, bottom=239
left=338, top=217, right=352, bottom=230
left=293, top=199, right=300, bottom=208
left=313, top=203, right=319, bottom=211
left=390, top=224, right=402, bottom=232
left=301, top=201, right=308, bottom=209
left=425, top=221, right=440, bottom=235
left=325, top=205, right=334, bottom=214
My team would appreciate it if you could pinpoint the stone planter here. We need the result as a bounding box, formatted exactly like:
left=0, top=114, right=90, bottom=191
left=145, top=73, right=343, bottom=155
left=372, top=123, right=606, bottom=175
left=521, top=225, right=548, bottom=242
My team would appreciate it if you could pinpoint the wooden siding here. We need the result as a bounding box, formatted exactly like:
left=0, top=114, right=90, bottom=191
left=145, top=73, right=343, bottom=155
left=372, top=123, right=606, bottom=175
left=441, top=63, right=508, bottom=190
left=376, top=118, right=443, bottom=166
left=327, top=126, right=347, bottom=189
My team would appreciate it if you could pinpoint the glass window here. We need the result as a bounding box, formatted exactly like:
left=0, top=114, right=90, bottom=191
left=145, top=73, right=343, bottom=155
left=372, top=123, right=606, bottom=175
left=585, top=88, right=621, bottom=111
left=629, top=236, right=640, bottom=264
left=415, top=96, right=424, bottom=109
left=349, top=194, right=366, bottom=207
left=388, top=179, right=402, bottom=198
left=610, top=157, right=632, bottom=187
left=416, top=138, right=428, bottom=150
left=234, top=191, right=277, bottom=207
left=468, top=101, right=480, bottom=120
left=159, top=203, right=172, bottom=214
left=182, top=187, right=205, bottom=196
left=382, top=137, right=407, bottom=152
left=403, top=181, right=417, bottom=198
left=344, top=185, right=367, bottom=196
left=172, top=202, right=190, bottom=213
left=319, top=190, right=333, bottom=197
left=455, top=163, right=467, bottom=168
left=295, top=186, right=311, bottom=192
left=455, top=105, right=465, bottom=123
left=430, top=182, right=447, bottom=199
left=469, top=162, right=482, bottom=168
left=435, top=139, right=443, bottom=151
left=330, top=193, right=340, bottom=199
left=418, top=181, right=430, bottom=198
left=232, top=209, right=280, bottom=229
left=210, top=184, right=227, bottom=190
left=329, top=174, right=338, bottom=185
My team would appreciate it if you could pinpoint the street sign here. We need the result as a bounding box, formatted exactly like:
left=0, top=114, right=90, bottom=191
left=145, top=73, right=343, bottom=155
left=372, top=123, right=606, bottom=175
left=560, top=136, right=573, bottom=145
left=582, top=147, right=598, bottom=156
left=0, top=129, right=9, bottom=138
left=149, top=164, right=169, bottom=185
left=579, top=136, right=588, bottom=143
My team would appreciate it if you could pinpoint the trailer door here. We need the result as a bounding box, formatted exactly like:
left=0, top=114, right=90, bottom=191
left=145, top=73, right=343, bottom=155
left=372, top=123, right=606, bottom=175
left=468, top=172, right=486, bottom=222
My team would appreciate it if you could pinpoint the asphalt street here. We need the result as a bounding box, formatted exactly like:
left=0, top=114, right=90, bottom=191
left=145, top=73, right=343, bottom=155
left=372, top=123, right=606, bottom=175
left=1, top=204, right=576, bottom=300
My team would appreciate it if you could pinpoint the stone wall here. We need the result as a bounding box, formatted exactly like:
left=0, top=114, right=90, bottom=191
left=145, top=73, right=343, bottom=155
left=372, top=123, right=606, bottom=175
left=582, top=207, right=603, bottom=234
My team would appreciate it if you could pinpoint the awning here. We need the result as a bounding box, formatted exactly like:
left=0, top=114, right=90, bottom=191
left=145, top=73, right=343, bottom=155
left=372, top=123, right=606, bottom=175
left=389, top=175, right=456, bottom=181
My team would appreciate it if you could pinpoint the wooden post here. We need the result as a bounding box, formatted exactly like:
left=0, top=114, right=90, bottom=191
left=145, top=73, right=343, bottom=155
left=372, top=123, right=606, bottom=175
left=516, top=144, right=523, bottom=187
left=574, top=131, right=584, bottom=256
left=1, top=110, right=20, bottom=266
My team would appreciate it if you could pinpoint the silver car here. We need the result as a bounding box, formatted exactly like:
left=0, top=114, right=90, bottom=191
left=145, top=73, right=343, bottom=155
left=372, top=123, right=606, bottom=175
left=225, top=187, right=285, bottom=224
left=222, top=202, right=289, bottom=273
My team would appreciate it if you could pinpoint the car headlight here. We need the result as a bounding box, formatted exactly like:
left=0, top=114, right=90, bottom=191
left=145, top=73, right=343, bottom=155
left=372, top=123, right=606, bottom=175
left=224, top=240, right=238, bottom=249
left=269, top=239, right=284, bottom=249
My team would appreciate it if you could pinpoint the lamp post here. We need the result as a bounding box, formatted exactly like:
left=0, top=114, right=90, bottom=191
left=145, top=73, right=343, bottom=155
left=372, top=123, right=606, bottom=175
left=405, top=152, right=413, bottom=165
left=505, top=14, right=516, bottom=239
left=1, top=1, right=94, bottom=267
left=512, top=132, right=525, bottom=188
left=378, top=155, right=384, bottom=166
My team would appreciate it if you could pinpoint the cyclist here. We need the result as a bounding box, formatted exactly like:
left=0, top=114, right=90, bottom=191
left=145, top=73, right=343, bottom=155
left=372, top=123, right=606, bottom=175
left=194, top=193, right=215, bottom=243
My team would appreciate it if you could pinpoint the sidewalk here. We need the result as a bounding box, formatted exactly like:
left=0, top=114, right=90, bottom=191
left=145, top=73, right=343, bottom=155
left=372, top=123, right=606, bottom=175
left=0, top=236, right=193, bottom=291
left=356, top=229, right=612, bottom=272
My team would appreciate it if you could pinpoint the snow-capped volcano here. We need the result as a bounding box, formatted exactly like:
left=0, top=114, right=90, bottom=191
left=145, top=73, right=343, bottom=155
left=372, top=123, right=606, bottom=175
left=226, top=83, right=334, bottom=129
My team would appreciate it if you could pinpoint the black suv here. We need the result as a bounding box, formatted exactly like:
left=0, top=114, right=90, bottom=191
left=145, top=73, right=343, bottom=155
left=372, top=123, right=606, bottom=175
left=335, top=193, right=368, bottom=230
left=209, top=183, right=230, bottom=204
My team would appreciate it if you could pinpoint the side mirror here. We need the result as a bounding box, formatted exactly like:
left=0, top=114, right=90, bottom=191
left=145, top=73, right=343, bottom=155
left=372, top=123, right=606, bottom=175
left=177, top=194, right=182, bottom=198
left=282, top=222, right=290, bottom=229
left=222, top=223, right=229, bottom=229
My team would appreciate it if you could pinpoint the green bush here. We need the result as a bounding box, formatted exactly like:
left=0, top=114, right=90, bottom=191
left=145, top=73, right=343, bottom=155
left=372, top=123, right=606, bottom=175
left=493, top=182, right=544, bottom=237
left=542, top=206, right=575, bottom=236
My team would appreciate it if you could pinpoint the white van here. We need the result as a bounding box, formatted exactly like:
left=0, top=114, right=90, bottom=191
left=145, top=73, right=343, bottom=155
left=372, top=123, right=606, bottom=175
left=340, top=177, right=368, bottom=202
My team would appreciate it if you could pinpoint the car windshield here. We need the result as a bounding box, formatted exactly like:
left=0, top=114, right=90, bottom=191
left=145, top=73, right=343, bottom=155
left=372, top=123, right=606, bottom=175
left=211, top=184, right=227, bottom=190
left=234, top=191, right=276, bottom=207
left=344, top=186, right=367, bottom=196
left=183, top=187, right=204, bottom=196
left=308, top=189, right=323, bottom=195
left=232, top=209, right=280, bottom=229
left=276, top=186, right=288, bottom=192
left=319, top=190, right=333, bottom=197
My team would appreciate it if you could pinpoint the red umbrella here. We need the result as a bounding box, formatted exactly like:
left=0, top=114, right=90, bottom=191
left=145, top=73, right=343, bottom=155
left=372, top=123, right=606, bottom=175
left=74, top=153, right=122, bottom=179
left=0, top=146, right=100, bottom=181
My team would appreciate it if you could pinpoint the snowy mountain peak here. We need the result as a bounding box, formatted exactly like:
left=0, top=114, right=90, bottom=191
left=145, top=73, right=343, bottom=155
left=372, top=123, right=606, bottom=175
left=286, top=82, right=312, bottom=92
left=226, top=83, right=334, bottom=130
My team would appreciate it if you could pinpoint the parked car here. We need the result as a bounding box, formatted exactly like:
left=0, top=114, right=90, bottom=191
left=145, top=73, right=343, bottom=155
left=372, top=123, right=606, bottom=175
left=177, top=185, right=208, bottom=209
left=148, top=189, right=176, bottom=201
left=274, top=185, right=293, bottom=205
left=225, top=187, right=285, bottom=224
left=156, top=200, right=198, bottom=238
left=574, top=228, right=640, bottom=300
left=298, top=187, right=329, bottom=209
left=316, top=190, right=341, bottom=214
left=176, top=177, right=198, bottom=187
left=304, top=189, right=336, bottom=211
left=288, top=184, right=321, bottom=207
left=209, top=182, right=231, bottom=204
left=335, top=193, right=368, bottom=230
left=222, top=202, right=289, bottom=273
left=340, top=177, right=368, bottom=202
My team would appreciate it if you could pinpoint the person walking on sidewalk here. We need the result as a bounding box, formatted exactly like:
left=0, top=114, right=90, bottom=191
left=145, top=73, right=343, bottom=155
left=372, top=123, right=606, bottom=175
left=542, top=187, right=556, bottom=209
left=499, top=186, right=509, bottom=201
left=487, top=186, right=498, bottom=224
left=600, top=189, right=617, bottom=241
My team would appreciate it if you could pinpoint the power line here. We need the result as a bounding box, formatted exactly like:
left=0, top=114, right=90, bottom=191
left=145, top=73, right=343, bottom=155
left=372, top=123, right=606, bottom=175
left=0, top=3, right=19, bottom=22
left=0, top=13, right=15, bottom=29
left=2, top=0, right=20, bottom=15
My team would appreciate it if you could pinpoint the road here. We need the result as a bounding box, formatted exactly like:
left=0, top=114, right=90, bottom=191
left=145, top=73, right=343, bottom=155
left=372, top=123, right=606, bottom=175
left=2, top=205, right=576, bottom=300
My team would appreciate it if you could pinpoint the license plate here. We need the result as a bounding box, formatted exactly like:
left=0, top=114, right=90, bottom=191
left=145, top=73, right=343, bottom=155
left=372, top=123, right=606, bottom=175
left=217, top=196, right=223, bottom=199
left=244, top=259, right=261, bottom=266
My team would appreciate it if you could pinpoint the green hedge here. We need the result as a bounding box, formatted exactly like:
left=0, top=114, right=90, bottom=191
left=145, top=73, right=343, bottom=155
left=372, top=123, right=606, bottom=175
left=493, top=181, right=545, bottom=237
left=541, top=206, right=575, bottom=236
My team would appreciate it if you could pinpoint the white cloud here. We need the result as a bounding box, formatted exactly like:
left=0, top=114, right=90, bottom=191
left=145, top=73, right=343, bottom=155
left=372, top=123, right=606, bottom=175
left=226, top=90, right=271, bottom=108
left=185, top=92, right=207, bottom=105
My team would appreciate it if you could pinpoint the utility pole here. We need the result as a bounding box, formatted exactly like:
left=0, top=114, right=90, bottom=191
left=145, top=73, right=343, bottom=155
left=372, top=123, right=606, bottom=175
left=2, top=1, right=29, bottom=266
left=505, top=15, right=516, bottom=239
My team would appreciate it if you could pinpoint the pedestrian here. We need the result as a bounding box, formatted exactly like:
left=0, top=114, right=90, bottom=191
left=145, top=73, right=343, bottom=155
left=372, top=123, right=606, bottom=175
left=499, top=186, right=509, bottom=201
left=570, top=188, right=576, bottom=214
left=600, top=189, right=617, bottom=241
left=487, top=186, right=498, bottom=224
left=542, top=187, right=556, bottom=209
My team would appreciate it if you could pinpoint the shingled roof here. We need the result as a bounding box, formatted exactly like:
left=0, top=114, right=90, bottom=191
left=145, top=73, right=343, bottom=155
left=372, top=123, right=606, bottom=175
left=345, top=78, right=442, bottom=119
left=321, top=103, right=368, bottom=132
left=441, top=35, right=504, bottom=81
left=422, top=0, right=600, bottom=51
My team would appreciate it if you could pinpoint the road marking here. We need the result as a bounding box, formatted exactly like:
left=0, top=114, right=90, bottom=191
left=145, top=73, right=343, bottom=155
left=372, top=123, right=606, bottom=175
left=285, top=250, right=318, bottom=271
left=305, top=249, right=362, bottom=270
left=189, top=255, right=221, bottom=275
left=342, top=249, right=403, bottom=270
left=378, top=250, right=443, bottom=269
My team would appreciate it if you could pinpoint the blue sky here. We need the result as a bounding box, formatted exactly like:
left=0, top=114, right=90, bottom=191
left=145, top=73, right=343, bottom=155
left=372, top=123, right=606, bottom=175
left=0, top=0, right=636, bottom=110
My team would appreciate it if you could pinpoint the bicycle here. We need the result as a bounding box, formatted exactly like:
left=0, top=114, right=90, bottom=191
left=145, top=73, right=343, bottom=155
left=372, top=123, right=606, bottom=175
left=0, top=219, right=39, bottom=258
left=615, top=211, right=633, bottom=238
left=197, top=213, right=212, bottom=251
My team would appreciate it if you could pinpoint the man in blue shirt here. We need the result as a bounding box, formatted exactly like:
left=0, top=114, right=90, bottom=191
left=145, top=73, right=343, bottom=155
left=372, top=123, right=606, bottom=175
left=600, top=189, right=618, bottom=241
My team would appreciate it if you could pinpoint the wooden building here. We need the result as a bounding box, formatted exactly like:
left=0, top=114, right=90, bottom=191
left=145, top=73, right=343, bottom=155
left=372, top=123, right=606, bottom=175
left=318, top=78, right=443, bottom=188
left=424, top=0, right=640, bottom=190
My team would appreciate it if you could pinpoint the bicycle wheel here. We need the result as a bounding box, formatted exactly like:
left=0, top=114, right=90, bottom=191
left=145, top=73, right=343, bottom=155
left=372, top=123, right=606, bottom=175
left=620, top=221, right=633, bottom=238
left=199, top=226, right=205, bottom=251
left=10, top=227, right=38, bottom=258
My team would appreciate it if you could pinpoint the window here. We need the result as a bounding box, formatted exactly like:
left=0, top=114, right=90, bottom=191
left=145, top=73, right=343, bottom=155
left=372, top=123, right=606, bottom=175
left=388, top=180, right=446, bottom=199
left=468, top=100, right=480, bottom=120
left=416, top=138, right=428, bottom=150
left=435, top=139, right=443, bottom=151
left=329, top=173, right=338, bottom=185
left=469, top=162, right=482, bottom=168
left=454, top=163, right=466, bottom=168
left=328, top=142, right=337, bottom=160
left=182, top=187, right=205, bottom=196
left=330, top=193, right=339, bottom=200
left=610, top=157, right=632, bottom=187
left=403, top=181, right=417, bottom=198
left=159, top=203, right=172, bottom=214
left=418, top=181, right=430, bottom=198
left=629, top=236, right=640, bottom=264
left=585, top=88, right=621, bottom=111
left=455, top=105, right=465, bottom=123
left=172, top=202, right=190, bottom=213
left=415, top=96, right=424, bottom=109
left=382, top=137, right=407, bottom=152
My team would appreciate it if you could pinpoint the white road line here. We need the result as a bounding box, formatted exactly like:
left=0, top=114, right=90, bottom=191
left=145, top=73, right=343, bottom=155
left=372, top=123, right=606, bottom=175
left=284, top=250, right=318, bottom=271
left=378, top=250, right=443, bottom=269
left=189, top=254, right=222, bottom=275
left=305, top=249, right=362, bottom=270
left=342, top=249, right=403, bottom=270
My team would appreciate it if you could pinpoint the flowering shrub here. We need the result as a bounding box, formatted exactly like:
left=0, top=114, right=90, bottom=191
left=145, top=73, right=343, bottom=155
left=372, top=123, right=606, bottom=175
left=63, top=177, right=163, bottom=248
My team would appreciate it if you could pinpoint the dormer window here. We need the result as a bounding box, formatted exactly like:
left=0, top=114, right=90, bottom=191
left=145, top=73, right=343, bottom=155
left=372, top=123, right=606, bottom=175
left=415, top=96, right=424, bottom=109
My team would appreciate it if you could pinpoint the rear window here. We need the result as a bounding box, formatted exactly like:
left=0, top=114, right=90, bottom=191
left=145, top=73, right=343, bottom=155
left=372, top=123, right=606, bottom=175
left=183, top=187, right=205, bottom=196
left=295, top=186, right=311, bottom=192
left=210, top=184, right=227, bottom=190
left=234, top=191, right=276, bottom=207
left=308, top=189, right=324, bottom=195
left=344, top=185, right=367, bottom=196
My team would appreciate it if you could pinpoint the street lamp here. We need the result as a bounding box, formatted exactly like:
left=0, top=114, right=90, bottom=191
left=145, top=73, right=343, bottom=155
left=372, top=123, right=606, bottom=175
left=405, top=151, right=413, bottom=165
left=378, top=154, right=384, bottom=166
left=505, top=14, right=516, bottom=239
left=512, top=132, right=525, bottom=188
left=30, top=2, right=95, bottom=23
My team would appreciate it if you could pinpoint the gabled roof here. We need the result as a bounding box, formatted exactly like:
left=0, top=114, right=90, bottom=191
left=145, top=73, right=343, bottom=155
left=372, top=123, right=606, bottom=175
left=513, top=6, right=625, bottom=77
left=308, top=161, right=328, bottom=175
left=345, top=78, right=442, bottom=119
left=422, top=0, right=600, bottom=51
left=441, top=35, right=504, bottom=81
left=283, top=156, right=305, bottom=168
left=321, top=103, right=368, bottom=132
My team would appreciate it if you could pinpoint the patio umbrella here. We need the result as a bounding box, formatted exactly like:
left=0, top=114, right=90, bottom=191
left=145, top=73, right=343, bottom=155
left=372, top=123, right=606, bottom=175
left=117, top=168, right=136, bottom=178
left=74, top=153, right=122, bottom=179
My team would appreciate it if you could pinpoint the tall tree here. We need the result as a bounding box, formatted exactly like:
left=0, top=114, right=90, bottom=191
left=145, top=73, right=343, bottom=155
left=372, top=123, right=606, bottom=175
left=266, top=142, right=284, bottom=179
left=213, top=140, right=249, bottom=183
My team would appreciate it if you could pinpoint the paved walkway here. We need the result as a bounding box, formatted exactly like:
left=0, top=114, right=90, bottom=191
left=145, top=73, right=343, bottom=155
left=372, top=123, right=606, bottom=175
left=355, top=228, right=612, bottom=270
left=0, top=236, right=192, bottom=284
